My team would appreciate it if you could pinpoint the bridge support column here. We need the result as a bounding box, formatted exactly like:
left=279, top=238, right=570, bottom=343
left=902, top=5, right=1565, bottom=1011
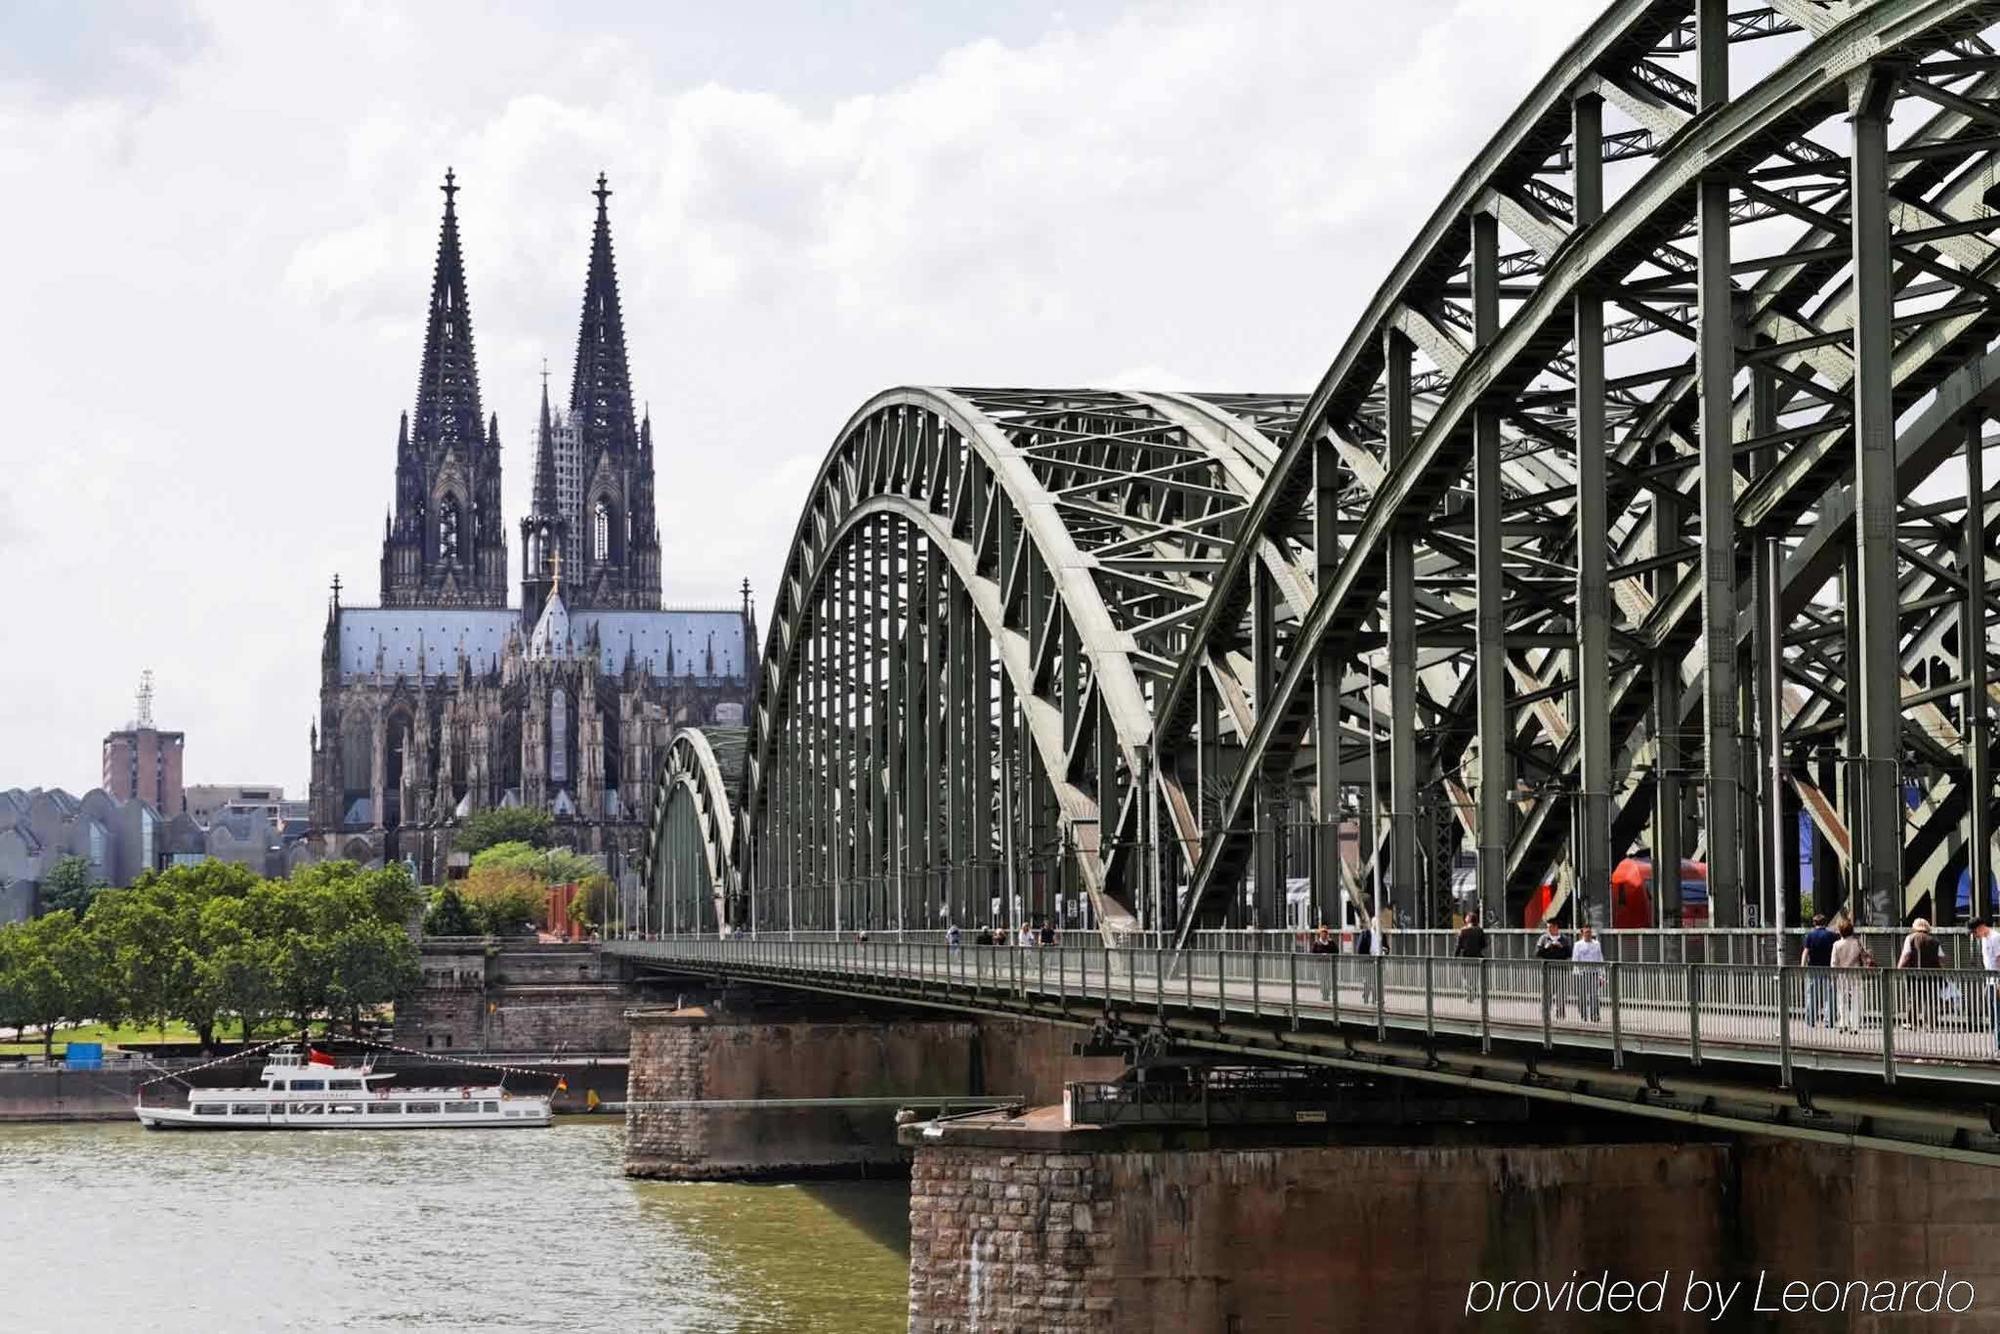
left=623, top=1002, right=1121, bottom=1181
left=907, top=1115, right=1728, bottom=1332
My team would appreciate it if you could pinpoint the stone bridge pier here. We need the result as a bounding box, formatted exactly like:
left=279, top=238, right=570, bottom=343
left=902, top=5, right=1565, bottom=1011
left=900, top=1112, right=2000, bottom=1333
left=621, top=988, right=1123, bottom=1181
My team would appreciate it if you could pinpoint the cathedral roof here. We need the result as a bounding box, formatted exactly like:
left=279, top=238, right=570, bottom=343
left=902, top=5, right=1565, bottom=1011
left=331, top=607, right=747, bottom=684
left=528, top=582, right=572, bottom=660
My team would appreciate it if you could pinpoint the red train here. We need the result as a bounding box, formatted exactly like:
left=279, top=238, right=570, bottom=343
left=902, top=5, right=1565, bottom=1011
left=1522, top=857, right=1709, bottom=928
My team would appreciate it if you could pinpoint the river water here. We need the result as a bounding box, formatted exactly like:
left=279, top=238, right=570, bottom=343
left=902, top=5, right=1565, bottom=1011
left=0, top=1121, right=911, bottom=1332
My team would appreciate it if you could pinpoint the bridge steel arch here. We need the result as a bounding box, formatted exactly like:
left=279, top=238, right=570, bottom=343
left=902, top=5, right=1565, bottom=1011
left=735, top=388, right=1304, bottom=942
left=641, top=727, right=744, bottom=936
left=1158, top=0, right=2000, bottom=946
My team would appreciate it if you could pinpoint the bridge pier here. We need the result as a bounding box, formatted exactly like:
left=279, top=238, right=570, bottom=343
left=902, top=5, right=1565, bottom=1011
left=901, top=1110, right=2000, bottom=1332
left=623, top=996, right=1123, bottom=1180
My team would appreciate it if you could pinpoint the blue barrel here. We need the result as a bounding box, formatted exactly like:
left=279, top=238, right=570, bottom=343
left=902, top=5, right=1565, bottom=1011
left=64, top=1042, right=102, bottom=1070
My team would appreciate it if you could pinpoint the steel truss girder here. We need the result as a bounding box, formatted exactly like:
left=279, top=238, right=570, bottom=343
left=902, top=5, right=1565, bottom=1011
left=1162, top=0, right=2000, bottom=948
left=642, top=728, right=739, bottom=935
left=737, top=388, right=1298, bottom=942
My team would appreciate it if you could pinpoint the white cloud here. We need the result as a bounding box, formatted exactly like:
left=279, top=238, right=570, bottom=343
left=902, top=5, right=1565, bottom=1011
left=0, top=0, right=1601, bottom=794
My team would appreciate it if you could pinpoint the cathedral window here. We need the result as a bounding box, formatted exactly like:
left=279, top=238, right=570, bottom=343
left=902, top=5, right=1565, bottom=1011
left=551, top=688, right=569, bottom=786
left=593, top=500, right=611, bottom=563
left=439, top=495, right=462, bottom=564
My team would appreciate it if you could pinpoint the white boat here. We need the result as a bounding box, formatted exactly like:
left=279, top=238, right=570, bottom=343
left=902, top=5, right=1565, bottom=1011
left=135, top=1045, right=552, bottom=1130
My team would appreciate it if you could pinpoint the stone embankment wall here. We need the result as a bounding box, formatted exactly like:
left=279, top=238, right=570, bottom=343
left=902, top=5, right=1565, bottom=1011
left=393, top=941, right=638, bottom=1054
left=0, top=1066, right=153, bottom=1122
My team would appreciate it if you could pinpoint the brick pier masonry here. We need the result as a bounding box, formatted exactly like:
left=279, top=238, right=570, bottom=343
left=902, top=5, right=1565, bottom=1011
left=622, top=1001, right=1121, bottom=1181
left=901, top=1113, right=2000, bottom=1333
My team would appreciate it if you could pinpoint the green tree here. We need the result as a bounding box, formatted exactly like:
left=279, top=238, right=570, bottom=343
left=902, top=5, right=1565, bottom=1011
left=38, top=855, right=103, bottom=918
left=423, top=884, right=477, bottom=937
left=458, top=865, right=547, bottom=936
left=203, top=894, right=283, bottom=1043
left=287, top=861, right=422, bottom=929
left=0, top=912, right=114, bottom=1059
left=567, top=874, right=615, bottom=929
left=470, top=840, right=599, bottom=886
left=453, top=807, right=554, bottom=855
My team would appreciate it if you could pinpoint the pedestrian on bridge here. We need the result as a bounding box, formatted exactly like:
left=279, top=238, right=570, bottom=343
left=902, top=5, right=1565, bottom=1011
left=1897, top=919, right=1944, bottom=1028
left=1534, top=919, right=1571, bottom=1020
left=1800, top=913, right=1839, bottom=1029
left=1311, top=924, right=1335, bottom=1001
left=1454, top=910, right=1488, bottom=1003
left=1571, top=925, right=1604, bottom=1022
left=1973, top=918, right=2000, bottom=1051
left=1354, top=915, right=1387, bottom=1006
left=1831, top=916, right=1869, bottom=1034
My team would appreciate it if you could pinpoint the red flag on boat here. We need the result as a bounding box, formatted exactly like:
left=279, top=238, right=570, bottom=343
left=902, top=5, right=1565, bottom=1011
left=307, top=1048, right=337, bottom=1067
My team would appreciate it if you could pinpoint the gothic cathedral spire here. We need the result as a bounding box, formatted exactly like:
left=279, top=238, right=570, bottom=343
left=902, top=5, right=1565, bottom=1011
left=564, top=173, right=661, bottom=610
left=382, top=169, right=508, bottom=608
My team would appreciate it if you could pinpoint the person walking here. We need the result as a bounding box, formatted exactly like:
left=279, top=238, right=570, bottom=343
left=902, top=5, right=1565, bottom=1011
left=1534, top=918, right=1571, bottom=1020
left=1572, top=924, right=1605, bottom=1021
left=1974, top=918, right=2000, bottom=1053
left=1897, top=918, right=1944, bottom=1028
left=1310, top=923, right=1336, bottom=1002
left=1454, top=909, right=1489, bottom=1005
left=946, top=922, right=962, bottom=952
left=1830, top=915, right=1870, bottom=1035
left=1355, top=913, right=1387, bottom=1006
left=1799, top=913, right=1839, bottom=1029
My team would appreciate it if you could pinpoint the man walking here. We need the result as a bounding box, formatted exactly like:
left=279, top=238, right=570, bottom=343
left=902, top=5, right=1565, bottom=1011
left=1572, top=924, right=1605, bottom=1021
left=1799, top=913, right=1839, bottom=1028
left=1454, top=908, right=1489, bottom=1005
left=1534, top=918, right=1571, bottom=1020
left=1975, top=918, right=2000, bottom=1052
left=1355, top=913, right=1387, bottom=1006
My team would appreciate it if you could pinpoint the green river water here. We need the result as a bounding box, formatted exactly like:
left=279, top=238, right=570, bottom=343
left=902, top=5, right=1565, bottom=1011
left=0, top=1121, right=910, bottom=1332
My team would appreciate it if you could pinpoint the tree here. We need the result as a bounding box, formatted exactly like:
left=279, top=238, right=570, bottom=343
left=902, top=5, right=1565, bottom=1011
left=38, top=855, right=103, bottom=918
left=423, top=884, right=477, bottom=937
left=203, top=894, right=283, bottom=1043
left=454, top=807, right=553, bottom=855
left=470, top=840, right=599, bottom=886
left=0, top=912, right=114, bottom=1059
left=288, top=861, right=423, bottom=930
left=567, top=874, right=616, bottom=930
left=458, top=865, right=547, bottom=936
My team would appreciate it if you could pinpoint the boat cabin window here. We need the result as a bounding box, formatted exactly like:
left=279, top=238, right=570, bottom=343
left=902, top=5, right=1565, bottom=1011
left=288, top=1079, right=325, bottom=1092
left=328, top=1105, right=362, bottom=1115
left=289, top=1103, right=325, bottom=1115
left=192, top=1104, right=225, bottom=1116
left=482, top=1101, right=499, bottom=1112
left=230, top=1104, right=264, bottom=1116
left=328, top=1080, right=363, bottom=1091
left=406, top=1102, right=441, bottom=1114
left=366, top=1103, right=401, bottom=1115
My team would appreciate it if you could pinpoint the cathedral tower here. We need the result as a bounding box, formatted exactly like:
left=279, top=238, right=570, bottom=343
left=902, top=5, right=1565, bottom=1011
left=381, top=170, right=508, bottom=608
left=557, top=173, right=661, bottom=613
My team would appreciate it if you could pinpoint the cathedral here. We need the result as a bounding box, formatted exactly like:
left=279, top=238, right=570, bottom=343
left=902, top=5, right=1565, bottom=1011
left=307, top=171, right=756, bottom=883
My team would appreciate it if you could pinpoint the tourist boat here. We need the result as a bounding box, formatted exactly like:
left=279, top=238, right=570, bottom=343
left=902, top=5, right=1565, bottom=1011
left=134, top=1045, right=552, bottom=1130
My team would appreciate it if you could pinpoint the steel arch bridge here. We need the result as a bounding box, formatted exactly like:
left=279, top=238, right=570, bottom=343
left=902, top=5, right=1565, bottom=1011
left=646, top=0, right=2000, bottom=950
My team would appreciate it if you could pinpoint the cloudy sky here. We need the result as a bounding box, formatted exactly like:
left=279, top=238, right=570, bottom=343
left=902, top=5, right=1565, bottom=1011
left=0, top=0, right=1602, bottom=796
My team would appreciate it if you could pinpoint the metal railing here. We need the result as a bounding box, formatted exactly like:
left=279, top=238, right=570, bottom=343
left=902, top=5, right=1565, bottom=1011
left=618, top=924, right=1975, bottom=968
left=609, top=936, right=2000, bottom=1086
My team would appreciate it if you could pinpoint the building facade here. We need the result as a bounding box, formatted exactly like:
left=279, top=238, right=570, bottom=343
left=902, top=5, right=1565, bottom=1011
left=102, top=724, right=184, bottom=817
left=307, top=172, right=755, bottom=883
